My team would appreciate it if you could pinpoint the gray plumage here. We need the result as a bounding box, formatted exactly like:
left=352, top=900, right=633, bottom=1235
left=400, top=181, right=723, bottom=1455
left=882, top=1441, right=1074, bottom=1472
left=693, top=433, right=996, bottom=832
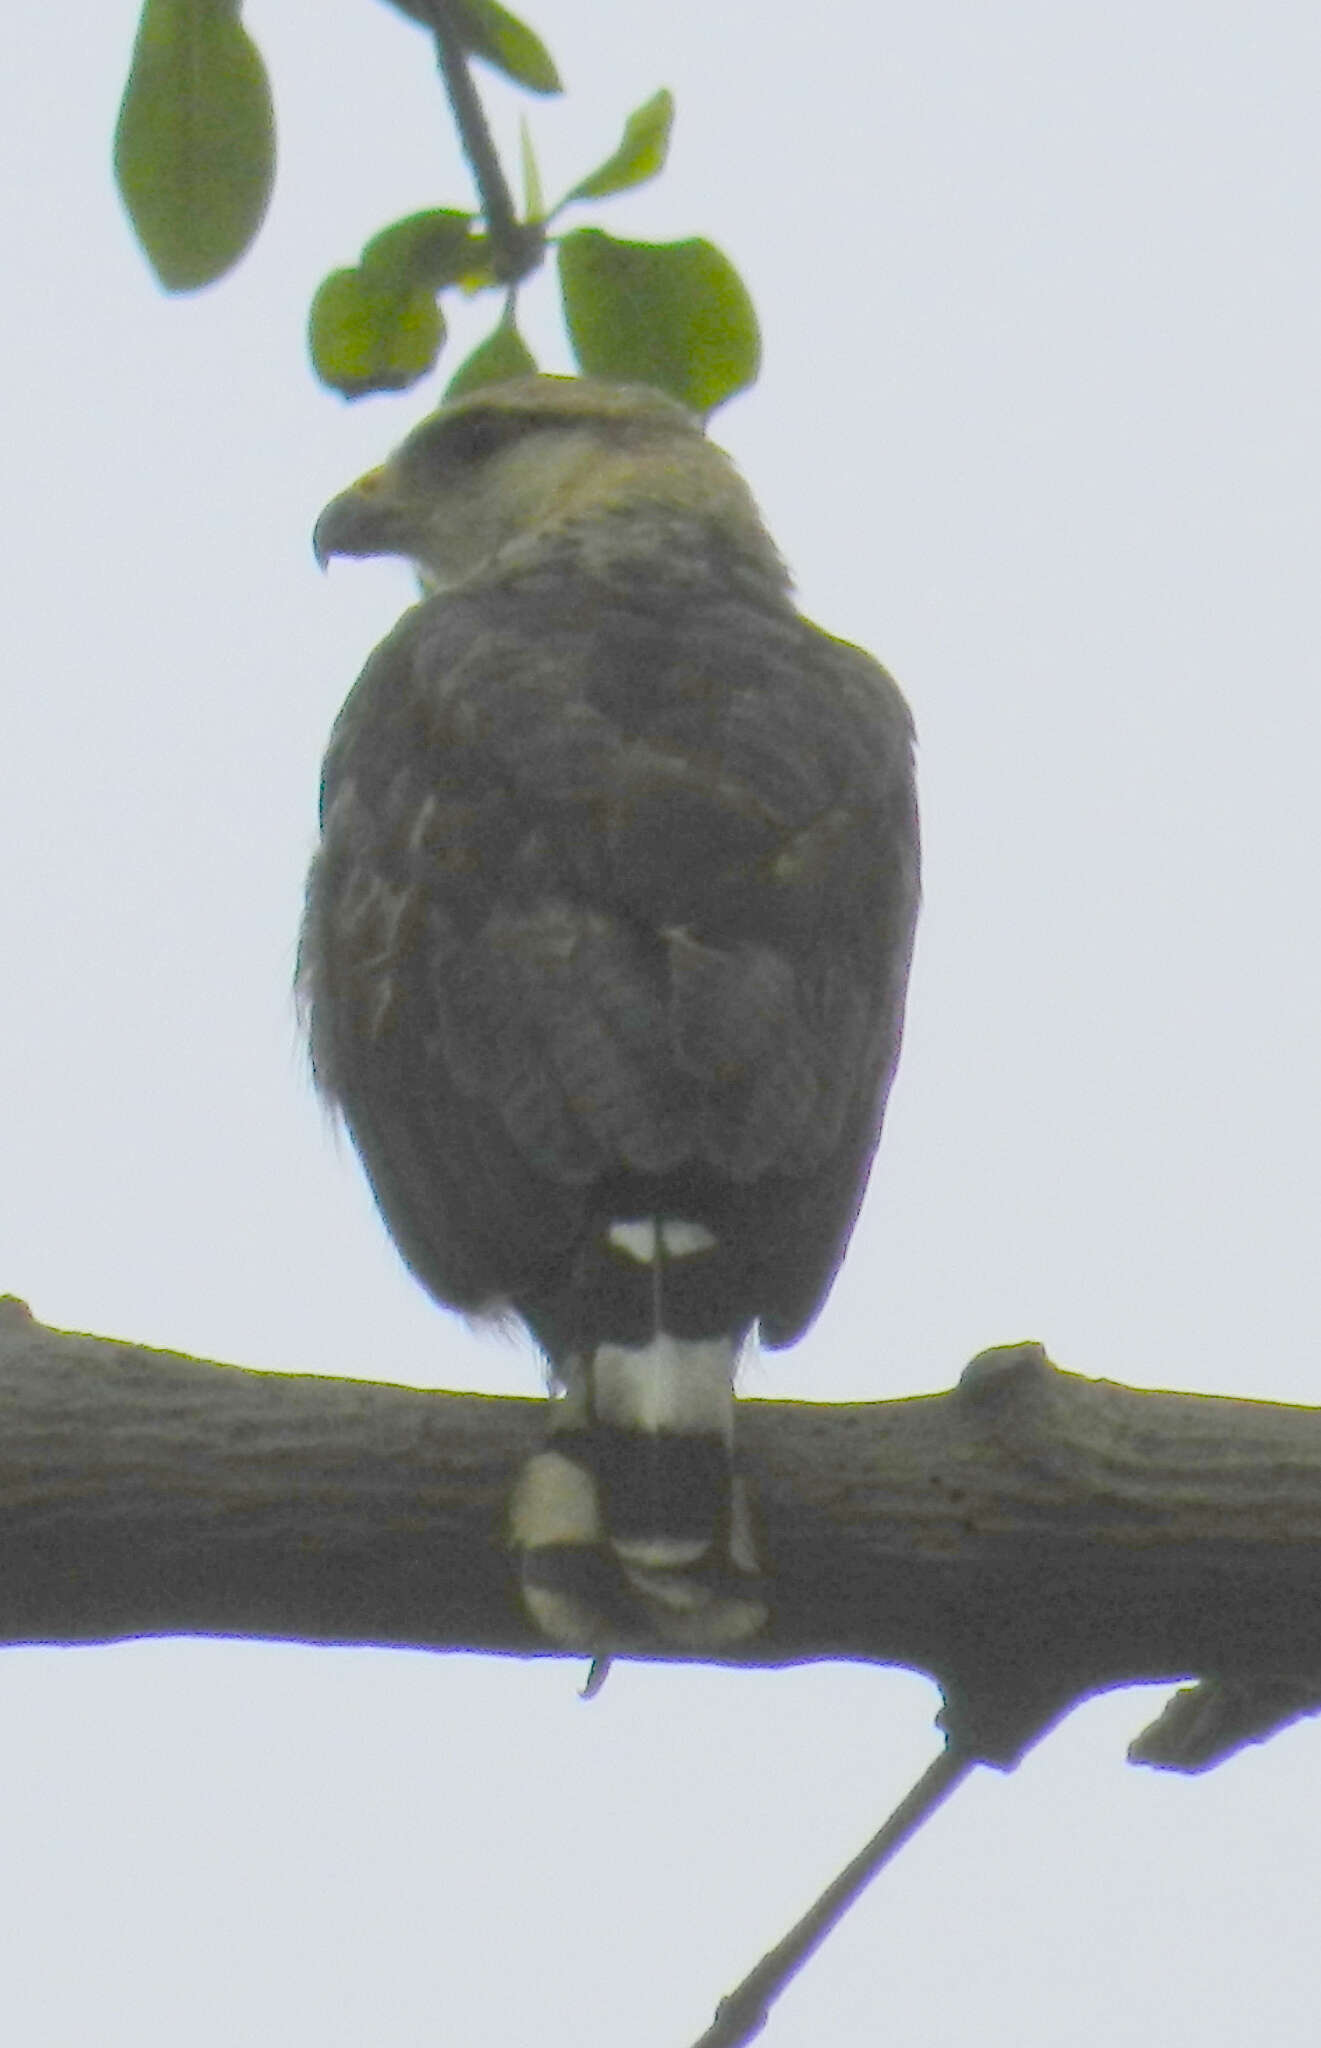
left=300, top=378, right=919, bottom=1649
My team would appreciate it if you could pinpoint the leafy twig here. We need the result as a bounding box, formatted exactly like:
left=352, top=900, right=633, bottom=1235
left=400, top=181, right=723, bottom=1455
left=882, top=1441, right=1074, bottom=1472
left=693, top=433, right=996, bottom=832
left=424, top=0, right=541, bottom=281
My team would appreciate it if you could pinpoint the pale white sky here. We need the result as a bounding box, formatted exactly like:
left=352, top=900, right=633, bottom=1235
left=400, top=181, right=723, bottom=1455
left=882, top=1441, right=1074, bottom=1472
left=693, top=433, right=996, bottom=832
left=2, top=2, right=1319, bottom=2042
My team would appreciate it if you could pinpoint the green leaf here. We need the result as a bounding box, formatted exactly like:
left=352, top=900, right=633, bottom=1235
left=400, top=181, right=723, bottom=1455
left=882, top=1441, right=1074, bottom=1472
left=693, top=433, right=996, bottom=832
left=447, top=235, right=501, bottom=292
left=361, top=210, right=479, bottom=292
left=452, top=0, right=560, bottom=92
left=445, top=316, right=538, bottom=398
left=114, top=0, right=275, bottom=292
left=309, top=268, right=445, bottom=398
left=383, top=0, right=561, bottom=93
left=520, top=118, right=545, bottom=223
left=558, top=229, right=760, bottom=415
left=563, top=89, right=673, bottom=206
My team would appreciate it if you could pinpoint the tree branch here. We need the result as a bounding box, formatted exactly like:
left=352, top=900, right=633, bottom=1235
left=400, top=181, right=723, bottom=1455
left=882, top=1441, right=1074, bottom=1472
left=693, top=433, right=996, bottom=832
left=693, top=1745, right=974, bottom=2048
left=3, top=1295, right=1319, bottom=1767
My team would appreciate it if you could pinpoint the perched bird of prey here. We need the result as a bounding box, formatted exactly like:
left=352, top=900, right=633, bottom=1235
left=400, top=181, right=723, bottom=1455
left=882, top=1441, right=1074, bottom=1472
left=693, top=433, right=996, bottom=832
left=301, top=377, right=919, bottom=1655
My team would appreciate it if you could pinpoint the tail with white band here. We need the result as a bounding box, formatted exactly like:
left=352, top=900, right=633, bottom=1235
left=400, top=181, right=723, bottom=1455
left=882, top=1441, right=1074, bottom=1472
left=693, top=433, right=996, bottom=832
left=510, top=1217, right=768, bottom=1653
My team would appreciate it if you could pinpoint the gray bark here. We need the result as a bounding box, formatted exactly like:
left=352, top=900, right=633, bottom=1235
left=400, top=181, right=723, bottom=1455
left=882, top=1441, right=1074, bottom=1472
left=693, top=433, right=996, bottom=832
left=3, top=1294, right=1318, bottom=1769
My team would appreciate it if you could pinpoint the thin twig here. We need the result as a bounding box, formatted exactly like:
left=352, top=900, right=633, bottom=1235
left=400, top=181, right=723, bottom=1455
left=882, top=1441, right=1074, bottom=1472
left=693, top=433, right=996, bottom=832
left=422, top=1, right=537, bottom=281
left=690, top=1745, right=977, bottom=2048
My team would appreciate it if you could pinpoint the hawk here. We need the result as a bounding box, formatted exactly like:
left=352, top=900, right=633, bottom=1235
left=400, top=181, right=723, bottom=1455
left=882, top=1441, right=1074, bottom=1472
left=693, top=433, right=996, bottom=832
left=301, top=377, right=919, bottom=1655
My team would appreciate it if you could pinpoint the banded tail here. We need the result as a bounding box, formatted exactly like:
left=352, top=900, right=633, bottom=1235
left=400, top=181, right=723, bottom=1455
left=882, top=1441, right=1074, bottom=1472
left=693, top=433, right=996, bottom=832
left=510, top=1217, right=768, bottom=1652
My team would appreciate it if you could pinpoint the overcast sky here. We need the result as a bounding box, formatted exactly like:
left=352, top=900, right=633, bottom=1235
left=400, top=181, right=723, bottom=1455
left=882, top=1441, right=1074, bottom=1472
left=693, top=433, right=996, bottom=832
left=2, top=2, right=1319, bottom=2042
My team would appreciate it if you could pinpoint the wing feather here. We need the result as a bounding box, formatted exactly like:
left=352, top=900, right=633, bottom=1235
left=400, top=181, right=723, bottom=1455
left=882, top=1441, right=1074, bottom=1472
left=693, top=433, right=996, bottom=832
left=300, top=570, right=918, bottom=1338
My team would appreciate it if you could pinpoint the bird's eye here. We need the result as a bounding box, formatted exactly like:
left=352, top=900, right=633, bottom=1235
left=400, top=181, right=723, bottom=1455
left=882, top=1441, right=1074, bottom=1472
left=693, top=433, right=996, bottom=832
left=407, top=410, right=523, bottom=477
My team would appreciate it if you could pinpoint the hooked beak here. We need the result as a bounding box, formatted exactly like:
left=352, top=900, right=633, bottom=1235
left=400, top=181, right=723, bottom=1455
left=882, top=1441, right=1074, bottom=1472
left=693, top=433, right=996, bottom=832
left=312, top=467, right=407, bottom=568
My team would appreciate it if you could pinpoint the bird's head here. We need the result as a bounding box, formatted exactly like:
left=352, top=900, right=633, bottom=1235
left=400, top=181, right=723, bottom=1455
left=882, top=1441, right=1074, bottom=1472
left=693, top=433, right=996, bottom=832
left=312, top=376, right=785, bottom=593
